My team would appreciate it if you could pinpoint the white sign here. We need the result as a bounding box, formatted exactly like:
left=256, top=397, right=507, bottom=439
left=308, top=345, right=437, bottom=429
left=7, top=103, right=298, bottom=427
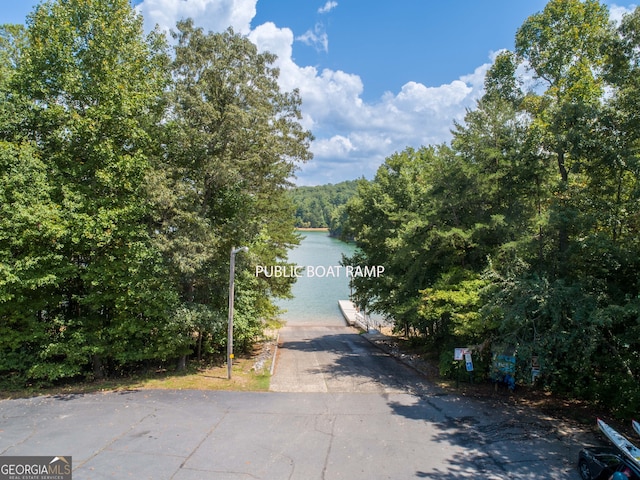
left=454, top=348, right=467, bottom=361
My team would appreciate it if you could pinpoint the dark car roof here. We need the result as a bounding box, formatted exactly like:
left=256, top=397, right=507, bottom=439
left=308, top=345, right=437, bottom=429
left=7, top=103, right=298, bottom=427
left=581, top=446, right=640, bottom=474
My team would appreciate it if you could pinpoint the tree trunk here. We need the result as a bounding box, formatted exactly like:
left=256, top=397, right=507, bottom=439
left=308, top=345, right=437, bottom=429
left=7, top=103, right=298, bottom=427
left=92, top=354, right=104, bottom=380
left=177, top=355, right=187, bottom=371
left=557, top=149, right=569, bottom=268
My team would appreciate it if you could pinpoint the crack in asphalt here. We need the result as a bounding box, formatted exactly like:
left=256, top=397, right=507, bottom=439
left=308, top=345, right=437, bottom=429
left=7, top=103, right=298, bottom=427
left=320, top=415, right=337, bottom=480
left=170, top=408, right=229, bottom=479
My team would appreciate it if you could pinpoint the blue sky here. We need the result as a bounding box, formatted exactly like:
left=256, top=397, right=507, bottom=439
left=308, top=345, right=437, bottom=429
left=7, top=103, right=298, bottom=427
left=252, top=1, right=553, bottom=102
left=2, top=0, right=638, bottom=185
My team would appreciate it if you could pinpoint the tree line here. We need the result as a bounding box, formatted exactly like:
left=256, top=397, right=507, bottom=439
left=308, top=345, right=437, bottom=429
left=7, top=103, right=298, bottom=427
left=288, top=180, right=358, bottom=236
left=0, top=0, right=312, bottom=386
left=343, top=0, right=640, bottom=418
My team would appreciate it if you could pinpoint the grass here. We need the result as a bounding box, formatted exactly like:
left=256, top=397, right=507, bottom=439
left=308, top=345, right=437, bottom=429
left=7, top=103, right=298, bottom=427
left=0, top=345, right=275, bottom=400
left=139, top=357, right=272, bottom=392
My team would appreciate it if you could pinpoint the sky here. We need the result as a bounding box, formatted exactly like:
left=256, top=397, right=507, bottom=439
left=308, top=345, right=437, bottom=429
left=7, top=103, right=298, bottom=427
left=2, top=0, right=638, bottom=186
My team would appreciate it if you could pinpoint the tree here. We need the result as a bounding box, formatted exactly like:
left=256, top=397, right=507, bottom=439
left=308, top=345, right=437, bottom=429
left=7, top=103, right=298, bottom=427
left=515, top=0, right=612, bottom=267
left=151, top=20, right=313, bottom=362
left=1, top=0, right=177, bottom=382
left=1, top=2, right=313, bottom=385
left=0, top=141, right=64, bottom=385
left=481, top=2, right=640, bottom=409
left=343, top=3, right=640, bottom=410
left=343, top=147, right=444, bottom=336
left=287, top=180, right=359, bottom=234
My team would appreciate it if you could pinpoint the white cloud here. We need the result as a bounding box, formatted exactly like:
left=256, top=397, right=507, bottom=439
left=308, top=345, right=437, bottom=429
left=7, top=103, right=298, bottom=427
left=318, top=1, right=338, bottom=14
left=248, top=21, right=294, bottom=62
left=138, top=0, right=490, bottom=185
left=296, top=23, right=329, bottom=53
left=137, top=0, right=256, bottom=34
left=609, top=3, right=637, bottom=24
left=313, top=135, right=355, bottom=158
left=289, top=63, right=488, bottom=184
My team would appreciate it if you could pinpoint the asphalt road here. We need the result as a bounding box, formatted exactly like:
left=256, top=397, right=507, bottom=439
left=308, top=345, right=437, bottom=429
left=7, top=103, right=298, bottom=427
left=0, top=316, right=590, bottom=479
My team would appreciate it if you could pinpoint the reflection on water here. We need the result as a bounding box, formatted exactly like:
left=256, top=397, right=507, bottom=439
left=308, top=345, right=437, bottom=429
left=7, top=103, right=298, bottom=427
left=276, top=230, right=356, bottom=325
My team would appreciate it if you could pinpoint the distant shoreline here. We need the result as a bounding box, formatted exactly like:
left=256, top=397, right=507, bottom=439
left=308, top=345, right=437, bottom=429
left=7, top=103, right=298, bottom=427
left=296, top=227, right=329, bottom=232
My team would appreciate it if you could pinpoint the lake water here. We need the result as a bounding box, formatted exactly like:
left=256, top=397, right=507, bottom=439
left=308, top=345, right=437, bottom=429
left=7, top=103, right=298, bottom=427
left=276, top=230, right=357, bottom=325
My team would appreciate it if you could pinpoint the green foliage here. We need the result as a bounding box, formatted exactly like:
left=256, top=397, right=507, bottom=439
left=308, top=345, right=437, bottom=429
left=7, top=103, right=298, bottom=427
left=4, top=0, right=640, bottom=418
left=0, top=1, right=311, bottom=386
left=0, top=140, right=64, bottom=385
left=419, top=270, right=489, bottom=343
left=152, top=19, right=311, bottom=361
left=288, top=180, right=359, bottom=236
left=342, top=147, right=441, bottom=333
left=343, top=0, right=640, bottom=416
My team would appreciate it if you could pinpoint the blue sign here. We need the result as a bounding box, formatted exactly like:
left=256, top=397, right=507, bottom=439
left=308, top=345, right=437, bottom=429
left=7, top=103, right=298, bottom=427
left=464, top=353, right=473, bottom=372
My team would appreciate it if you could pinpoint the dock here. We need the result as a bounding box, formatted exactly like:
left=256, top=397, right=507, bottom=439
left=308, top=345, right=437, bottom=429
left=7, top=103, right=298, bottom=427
left=338, top=300, right=373, bottom=332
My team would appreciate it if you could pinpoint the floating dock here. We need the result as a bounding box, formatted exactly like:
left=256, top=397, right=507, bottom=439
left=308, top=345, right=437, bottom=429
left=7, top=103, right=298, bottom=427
left=338, top=300, right=370, bottom=331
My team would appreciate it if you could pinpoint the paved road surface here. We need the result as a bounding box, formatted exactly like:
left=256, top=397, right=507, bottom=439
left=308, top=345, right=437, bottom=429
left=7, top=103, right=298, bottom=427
left=0, top=315, right=591, bottom=479
left=269, top=325, right=415, bottom=393
left=269, top=319, right=587, bottom=479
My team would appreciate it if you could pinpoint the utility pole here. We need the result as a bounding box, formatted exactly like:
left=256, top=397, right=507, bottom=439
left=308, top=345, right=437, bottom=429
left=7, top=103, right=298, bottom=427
left=228, top=246, right=248, bottom=380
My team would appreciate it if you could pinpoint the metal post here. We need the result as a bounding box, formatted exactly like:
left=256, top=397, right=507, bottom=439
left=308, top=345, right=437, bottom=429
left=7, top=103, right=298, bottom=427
left=228, top=246, right=248, bottom=380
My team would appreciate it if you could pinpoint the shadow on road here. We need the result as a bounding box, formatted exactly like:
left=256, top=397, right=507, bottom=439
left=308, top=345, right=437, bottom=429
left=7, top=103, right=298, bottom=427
left=389, top=393, right=577, bottom=478
left=276, top=327, right=586, bottom=478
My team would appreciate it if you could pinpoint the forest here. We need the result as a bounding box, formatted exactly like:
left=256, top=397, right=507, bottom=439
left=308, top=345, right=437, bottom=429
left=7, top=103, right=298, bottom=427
left=2, top=0, right=640, bottom=419
left=288, top=180, right=357, bottom=236
left=342, top=0, right=640, bottom=417
left=0, top=0, right=311, bottom=386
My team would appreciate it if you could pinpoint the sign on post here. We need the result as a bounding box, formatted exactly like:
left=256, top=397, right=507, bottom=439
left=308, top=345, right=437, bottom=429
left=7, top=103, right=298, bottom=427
left=454, top=348, right=474, bottom=371
left=464, top=352, right=474, bottom=372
